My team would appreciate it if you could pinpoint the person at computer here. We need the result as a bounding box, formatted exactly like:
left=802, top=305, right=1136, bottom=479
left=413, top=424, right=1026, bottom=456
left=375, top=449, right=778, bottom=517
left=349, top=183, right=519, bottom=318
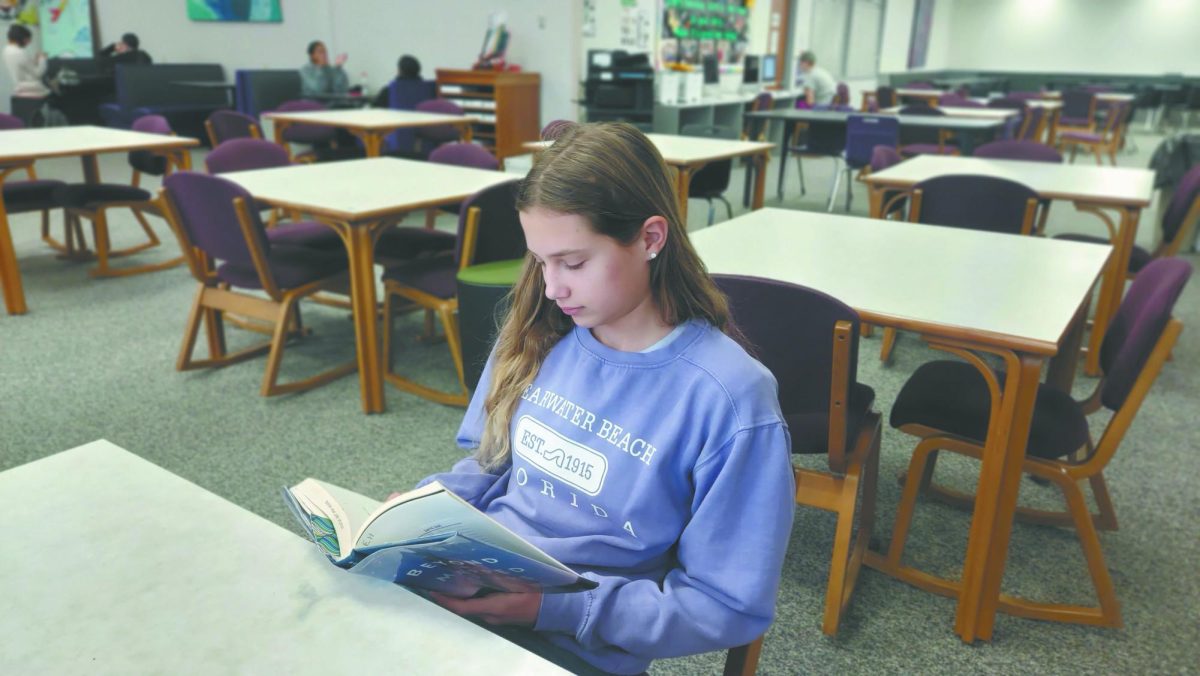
left=4, top=24, right=50, bottom=98
left=99, top=33, right=152, bottom=69
left=797, top=50, right=836, bottom=106
left=300, top=40, right=349, bottom=97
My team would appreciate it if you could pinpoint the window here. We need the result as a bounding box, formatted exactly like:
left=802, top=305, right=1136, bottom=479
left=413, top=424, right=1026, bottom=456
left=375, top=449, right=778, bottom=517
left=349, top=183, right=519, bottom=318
left=807, top=0, right=887, bottom=81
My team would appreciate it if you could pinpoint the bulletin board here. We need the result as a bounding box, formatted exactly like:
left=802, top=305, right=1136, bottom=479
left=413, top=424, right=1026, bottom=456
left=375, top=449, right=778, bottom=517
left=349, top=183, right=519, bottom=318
left=661, top=0, right=750, bottom=66
left=37, top=0, right=97, bottom=58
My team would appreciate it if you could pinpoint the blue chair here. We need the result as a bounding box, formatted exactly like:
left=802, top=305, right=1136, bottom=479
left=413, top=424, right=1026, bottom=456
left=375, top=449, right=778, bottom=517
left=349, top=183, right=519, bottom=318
left=828, top=115, right=899, bottom=212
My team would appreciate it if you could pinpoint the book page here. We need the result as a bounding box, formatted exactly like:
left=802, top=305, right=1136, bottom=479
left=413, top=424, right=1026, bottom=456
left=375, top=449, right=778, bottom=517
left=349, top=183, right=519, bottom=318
left=287, top=478, right=381, bottom=562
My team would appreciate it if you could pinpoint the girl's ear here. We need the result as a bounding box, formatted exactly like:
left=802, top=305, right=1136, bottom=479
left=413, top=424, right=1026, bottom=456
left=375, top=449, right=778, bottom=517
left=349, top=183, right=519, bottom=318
left=641, top=215, right=668, bottom=257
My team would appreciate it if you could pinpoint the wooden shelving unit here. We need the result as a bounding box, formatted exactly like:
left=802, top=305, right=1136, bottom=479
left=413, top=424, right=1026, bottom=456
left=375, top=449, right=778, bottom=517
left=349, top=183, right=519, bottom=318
left=435, top=69, right=541, bottom=161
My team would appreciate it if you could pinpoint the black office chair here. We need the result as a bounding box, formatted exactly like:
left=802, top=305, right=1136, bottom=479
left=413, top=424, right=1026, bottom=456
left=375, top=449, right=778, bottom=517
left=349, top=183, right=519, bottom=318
left=680, top=123, right=736, bottom=226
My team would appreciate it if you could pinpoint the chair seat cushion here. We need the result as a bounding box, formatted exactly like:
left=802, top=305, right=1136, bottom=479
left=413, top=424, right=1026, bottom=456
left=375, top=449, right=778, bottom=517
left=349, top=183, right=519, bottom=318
left=890, top=360, right=1090, bottom=459
left=2, top=179, right=66, bottom=212
left=1059, top=131, right=1101, bottom=143
left=786, top=383, right=877, bottom=455
left=216, top=244, right=347, bottom=290
left=265, top=221, right=343, bottom=250
left=381, top=253, right=457, bottom=299
left=52, top=183, right=152, bottom=208
left=1054, top=233, right=1152, bottom=273
left=375, top=227, right=456, bottom=260
left=899, top=143, right=958, bottom=156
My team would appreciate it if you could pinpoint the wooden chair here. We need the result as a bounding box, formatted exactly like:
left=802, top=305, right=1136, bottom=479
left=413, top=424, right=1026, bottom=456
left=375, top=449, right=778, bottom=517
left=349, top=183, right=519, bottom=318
left=877, top=258, right=1191, bottom=628
left=381, top=178, right=524, bottom=406
left=52, top=114, right=185, bottom=277
left=880, top=175, right=1041, bottom=363
left=723, top=637, right=764, bottom=675
left=1059, top=102, right=1132, bottom=166
left=160, top=171, right=356, bottom=397
left=714, top=274, right=882, bottom=635
left=205, top=109, right=263, bottom=147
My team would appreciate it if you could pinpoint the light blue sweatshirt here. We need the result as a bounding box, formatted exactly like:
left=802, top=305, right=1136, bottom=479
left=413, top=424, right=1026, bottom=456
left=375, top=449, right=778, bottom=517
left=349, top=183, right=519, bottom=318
left=420, top=320, right=795, bottom=675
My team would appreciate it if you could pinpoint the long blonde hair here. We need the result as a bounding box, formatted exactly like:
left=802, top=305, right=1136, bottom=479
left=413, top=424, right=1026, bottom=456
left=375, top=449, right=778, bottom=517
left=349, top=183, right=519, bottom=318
left=475, top=122, right=735, bottom=470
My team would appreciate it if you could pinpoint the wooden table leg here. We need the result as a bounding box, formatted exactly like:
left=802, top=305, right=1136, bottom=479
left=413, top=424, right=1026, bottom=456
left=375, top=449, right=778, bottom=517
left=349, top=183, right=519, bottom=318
left=351, top=130, right=383, bottom=157
left=1045, top=108, right=1061, bottom=145
left=338, top=220, right=386, bottom=414
left=272, top=121, right=292, bottom=160
left=955, top=351, right=1043, bottom=642
left=676, top=165, right=694, bottom=224
left=751, top=152, right=768, bottom=210
left=867, top=185, right=883, bottom=219
left=0, top=169, right=27, bottom=315
left=1085, top=205, right=1138, bottom=376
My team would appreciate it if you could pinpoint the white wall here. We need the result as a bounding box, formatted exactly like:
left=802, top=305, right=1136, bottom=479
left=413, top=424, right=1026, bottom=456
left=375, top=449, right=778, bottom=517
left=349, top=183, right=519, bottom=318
left=945, top=0, right=1200, bottom=75
left=878, top=0, right=914, bottom=74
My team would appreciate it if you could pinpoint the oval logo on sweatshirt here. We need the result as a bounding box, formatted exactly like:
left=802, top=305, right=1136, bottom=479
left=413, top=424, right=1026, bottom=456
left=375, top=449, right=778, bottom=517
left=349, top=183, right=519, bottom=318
left=513, top=416, right=608, bottom=496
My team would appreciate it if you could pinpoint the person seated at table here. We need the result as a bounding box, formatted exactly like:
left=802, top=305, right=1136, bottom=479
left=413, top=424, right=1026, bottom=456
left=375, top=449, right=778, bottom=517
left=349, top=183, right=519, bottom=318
left=300, top=40, right=348, bottom=97
left=797, top=50, right=835, bottom=106
left=99, top=32, right=152, bottom=70
left=4, top=23, right=49, bottom=98
left=372, top=53, right=421, bottom=108
left=404, top=121, right=795, bottom=676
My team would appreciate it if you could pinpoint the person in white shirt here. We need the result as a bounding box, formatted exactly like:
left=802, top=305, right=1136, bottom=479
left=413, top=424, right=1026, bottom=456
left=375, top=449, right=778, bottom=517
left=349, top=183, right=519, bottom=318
left=798, top=50, right=836, bottom=106
left=3, top=24, right=50, bottom=98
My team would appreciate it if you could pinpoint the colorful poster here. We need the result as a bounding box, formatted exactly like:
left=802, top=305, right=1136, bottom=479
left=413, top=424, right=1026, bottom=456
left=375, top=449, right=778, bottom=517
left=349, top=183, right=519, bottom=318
left=38, top=0, right=93, bottom=58
left=187, top=0, right=282, bottom=23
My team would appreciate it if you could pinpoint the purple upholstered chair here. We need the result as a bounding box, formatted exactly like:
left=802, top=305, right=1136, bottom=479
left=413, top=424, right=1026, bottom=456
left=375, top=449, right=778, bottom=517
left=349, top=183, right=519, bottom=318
left=883, top=257, right=1192, bottom=629
left=1055, top=164, right=1200, bottom=278
left=540, top=119, right=575, bottom=142
left=205, top=110, right=263, bottom=147
left=414, top=99, right=467, bottom=155
left=381, top=178, right=523, bottom=406
left=897, top=104, right=959, bottom=157
left=973, top=139, right=1063, bottom=163
left=429, top=142, right=499, bottom=170
left=1058, top=102, right=1131, bottom=166
left=1017, top=105, right=1049, bottom=142
left=272, top=99, right=336, bottom=145
left=51, top=114, right=184, bottom=276
left=1059, top=88, right=1096, bottom=130
left=0, top=114, right=68, bottom=252
left=712, top=273, right=880, bottom=635
left=867, top=145, right=907, bottom=219
left=160, top=171, right=354, bottom=397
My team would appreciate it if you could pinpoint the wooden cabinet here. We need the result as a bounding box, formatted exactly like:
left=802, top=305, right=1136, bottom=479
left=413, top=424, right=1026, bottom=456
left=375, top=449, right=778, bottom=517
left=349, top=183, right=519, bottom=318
left=435, top=69, right=540, bottom=161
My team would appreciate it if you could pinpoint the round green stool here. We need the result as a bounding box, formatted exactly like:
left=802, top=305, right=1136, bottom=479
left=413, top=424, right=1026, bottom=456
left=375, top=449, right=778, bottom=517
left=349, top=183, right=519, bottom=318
left=456, top=258, right=524, bottom=391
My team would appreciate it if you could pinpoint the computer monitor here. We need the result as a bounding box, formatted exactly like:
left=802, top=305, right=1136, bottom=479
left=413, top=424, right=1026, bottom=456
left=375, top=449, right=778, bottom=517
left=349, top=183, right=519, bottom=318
left=702, top=54, right=720, bottom=86
left=743, top=55, right=760, bottom=85
left=761, top=55, right=777, bottom=83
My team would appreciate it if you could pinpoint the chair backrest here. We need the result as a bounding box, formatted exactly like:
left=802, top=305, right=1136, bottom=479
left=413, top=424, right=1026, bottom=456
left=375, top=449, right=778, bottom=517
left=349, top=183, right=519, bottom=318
left=205, top=137, right=291, bottom=174
left=845, top=115, right=900, bottom=168
left=540, top=119, right=574, bottom=141
left=876, top=86, right=897, bottom=108
left=713, top=274, right=862, bottom=473
left=162, top=171, right=270, bottom=270
left=745, top=93, right=774, bottom=140
left=414, top=99, right=466, bottom=144
left=456, top=178, right=525, bottom=267
left=973, top=139, right=1063, bottom=163
left=428, top=142, right=499, bottom=170
left=1017, top=105, right=1048, bottom=141
left=680, top=123, right=734, bottom=195
left=206, top=110, right=262, bottom=146
left=835, top=82, right=850, bottom=106
left=1099, top=101, right=1131, bottom=140
left=1098, top=258, right=1192, bottom=410
left=1062, top=88, right=1094, bottom=119
left=0, top=113, right=24, bottom=130
left=1160, top=164, right=1200, bottom=247
left=128, top=114, right=173, bottom=176
left=911, top=174, right=1039, bottom=235
left=870, top=144, right=903, bottom=172
left=273, top=99, right=335, bottom=144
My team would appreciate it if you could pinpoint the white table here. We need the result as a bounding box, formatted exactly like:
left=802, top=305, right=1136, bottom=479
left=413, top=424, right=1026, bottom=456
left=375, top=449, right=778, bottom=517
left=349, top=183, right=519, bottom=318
left=692, top=208, right=1112, bottom=643
left=524, top=133, right=774, bottom=222
left=861, top=154, right=1155, bottom=376
left=0, top=126, right=198, bottom=315
left=264, top=109, right=475, bottom=157
left=223, top=158, right=514, bottom=414
left=0, top=440, right=565, bottom=674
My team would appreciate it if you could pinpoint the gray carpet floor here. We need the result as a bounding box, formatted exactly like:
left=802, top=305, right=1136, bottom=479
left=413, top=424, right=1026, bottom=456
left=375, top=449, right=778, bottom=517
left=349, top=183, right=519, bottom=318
left=1, top=126, right=1197, bottom=674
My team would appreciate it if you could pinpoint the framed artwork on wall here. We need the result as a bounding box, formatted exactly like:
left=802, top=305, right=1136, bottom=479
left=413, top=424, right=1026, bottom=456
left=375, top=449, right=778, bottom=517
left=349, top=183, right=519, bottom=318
left=187, top=0, right=282, bottom=23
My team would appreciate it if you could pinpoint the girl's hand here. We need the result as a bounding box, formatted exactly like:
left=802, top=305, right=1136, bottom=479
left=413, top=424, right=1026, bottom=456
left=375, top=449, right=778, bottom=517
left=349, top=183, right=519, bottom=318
left=427, top=590, right=541, bottom=627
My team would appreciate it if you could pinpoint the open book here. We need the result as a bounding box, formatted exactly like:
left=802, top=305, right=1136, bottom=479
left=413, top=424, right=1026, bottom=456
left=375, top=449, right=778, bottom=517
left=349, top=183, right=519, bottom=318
left=283, top=478, right=597, bottom=598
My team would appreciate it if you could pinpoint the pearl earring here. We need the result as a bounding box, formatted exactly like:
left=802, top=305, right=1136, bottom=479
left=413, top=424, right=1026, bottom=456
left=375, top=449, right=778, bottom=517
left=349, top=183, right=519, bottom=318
left=648, top=252, right=657, bottom=260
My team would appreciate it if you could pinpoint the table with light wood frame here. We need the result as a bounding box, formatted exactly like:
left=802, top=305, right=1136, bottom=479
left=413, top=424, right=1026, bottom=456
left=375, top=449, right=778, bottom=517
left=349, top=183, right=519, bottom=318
left=0, top=125, right=197, bottom=316
left=0, top=439, right=567, bottom=674
left=264, top=108, right=475, bottom=157
left=525, top=133, right=774, bottom=223
left=691, top=208, right=1112, bottom=642
left=862, top=154, right=1154, bottom=377
left=222, top=157, right=514, bottom=414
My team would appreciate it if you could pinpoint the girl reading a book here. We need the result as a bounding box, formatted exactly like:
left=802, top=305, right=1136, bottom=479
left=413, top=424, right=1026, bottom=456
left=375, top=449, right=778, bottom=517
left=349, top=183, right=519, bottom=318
left=416, top=121, right=794, bottom=675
